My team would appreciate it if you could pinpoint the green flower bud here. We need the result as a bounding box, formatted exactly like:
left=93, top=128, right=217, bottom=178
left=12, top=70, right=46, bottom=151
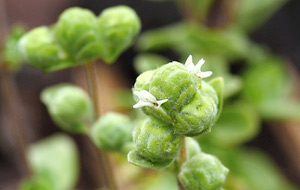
left=41, top=84, right=93, bottom=134
left=97, top=6, right=141, bottom=63
left=179, top=153, right=229, bottom=190
left=186, top=137, right=201, bottom=160
left=128, top=117, right=181, bottom=168
left=133, top=62, right=197, bottom=123
left=134, top=117, right=181, bottom=162
left=91, top=112, right=133, bottom=151
left=175, top=81, right=218, bottom=136
left=133, top=56, right=223, bottom=136
left=18, top=27, right=72, bottom=73
left=149, top=62, right=198, bottom=113
left=134, top=70, right=156, bottom=91
left=54, top=7, right=103, bottom=62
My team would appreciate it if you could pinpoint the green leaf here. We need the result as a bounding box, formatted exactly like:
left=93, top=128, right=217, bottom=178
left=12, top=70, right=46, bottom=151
left=137, top=23, right=251, bottom=61
left=242, top=57, right=291, bottom=107
left=259, top=100, right=300, bottom=121
left=195, top=146, right=297, bottom=190
left=223, top=75, right=243, bottom=99
left=226, top=149, right=296, bottom=190
left=133, top=53, right=169, bottom=74
left=26, top=134, right=79, bottom=190
left=209, top=77, right=224, bottom=120
left=199, top=102, right=260, bottom=147
left=235, top=0, right=287, bottom=32
left=136, top=23, right=185, bottom=51
left=127, top=150, right=174, bottom=169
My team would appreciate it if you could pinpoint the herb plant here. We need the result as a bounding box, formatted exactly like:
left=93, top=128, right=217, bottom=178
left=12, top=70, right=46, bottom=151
left=0, top=1, right=298, bottom=190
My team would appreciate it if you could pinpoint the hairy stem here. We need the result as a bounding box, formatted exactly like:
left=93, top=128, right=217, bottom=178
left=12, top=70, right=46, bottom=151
left=84, top=61, right=118, bottom=190
left=179, top=136, right=187, bottom=166
left=177, top=135, right=187, bottom=190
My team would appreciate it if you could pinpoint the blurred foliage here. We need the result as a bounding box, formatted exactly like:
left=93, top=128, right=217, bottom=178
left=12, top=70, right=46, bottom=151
left=130, top=0, right=300, bottom=189
left=235, top=0, right=287, bottom=32
left=20, top=134, right=79, bottom=190
left=201, top=146, right=297, bottom=190
left=134, top=53, right=169, bottom=74
left=197, top=102, right=260, bottom=148
left=132, top=171, right=178, bottom=190
left=1, top=24, right=26, bottom=71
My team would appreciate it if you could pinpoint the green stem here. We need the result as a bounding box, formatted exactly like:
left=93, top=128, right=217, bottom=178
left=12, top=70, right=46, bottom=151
left=178, top=136, right=187, bottom=166
left=177, top=135, right=187, bottom=190
left=84, top=60, right=118, bottom=190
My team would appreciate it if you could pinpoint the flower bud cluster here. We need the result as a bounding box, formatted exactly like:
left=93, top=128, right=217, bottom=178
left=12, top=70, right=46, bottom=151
left=128, top=56, right=223, bottom=169
left=91, top=112, right=133, bottom=151
left=18, top=6, right=141, bottom=72
left=41, top=84, right=94, bottom=134
left=179, top=152, right=229, bottom=190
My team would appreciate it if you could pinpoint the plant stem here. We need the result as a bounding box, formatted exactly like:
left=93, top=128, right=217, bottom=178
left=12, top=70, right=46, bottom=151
left=177, top=0, right=199, bottom=22
left=178, top=135, right=187, bottom=166
left=0, top=66, right=32, bottom=176
left=0, top=0, right=32, bottom=177
left=84, top=61, right=101, bottom=117
left=84, top=60, right=118, bottom=190
left=177, top=135, right=187, bottom=190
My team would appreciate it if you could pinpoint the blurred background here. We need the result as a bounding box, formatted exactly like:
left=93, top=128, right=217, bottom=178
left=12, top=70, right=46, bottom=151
left=1, top=0, right=300, bottom=189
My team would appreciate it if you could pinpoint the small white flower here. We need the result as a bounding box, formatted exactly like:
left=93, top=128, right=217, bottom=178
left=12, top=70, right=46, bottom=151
left=133, top=90, right=168, bottom=110
left=184, top=55, right=213, bottom=78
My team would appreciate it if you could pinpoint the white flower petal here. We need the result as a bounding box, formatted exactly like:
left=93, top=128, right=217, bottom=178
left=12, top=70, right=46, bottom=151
left=184, top=55, right=212, bottom=79
left=133, top=101, right=154, bottom=109
left=195, top=58, right=205, bottom=71
left=156, top=99, right=168, bottom=107
left=133, top=90, right=156, bottom=102
left=185, top=55, right=195, bottom=71
left=133, top=90, right=168, bottom=109
left=185, top=55, right=193, bottom=66
left=198, top=71, right=213, bottom=78
left=140, top=90, right=157, bottom=102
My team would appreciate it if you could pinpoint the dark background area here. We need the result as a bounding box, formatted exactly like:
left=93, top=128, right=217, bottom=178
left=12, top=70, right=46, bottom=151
left=1, top=0, right=300, bottom=189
